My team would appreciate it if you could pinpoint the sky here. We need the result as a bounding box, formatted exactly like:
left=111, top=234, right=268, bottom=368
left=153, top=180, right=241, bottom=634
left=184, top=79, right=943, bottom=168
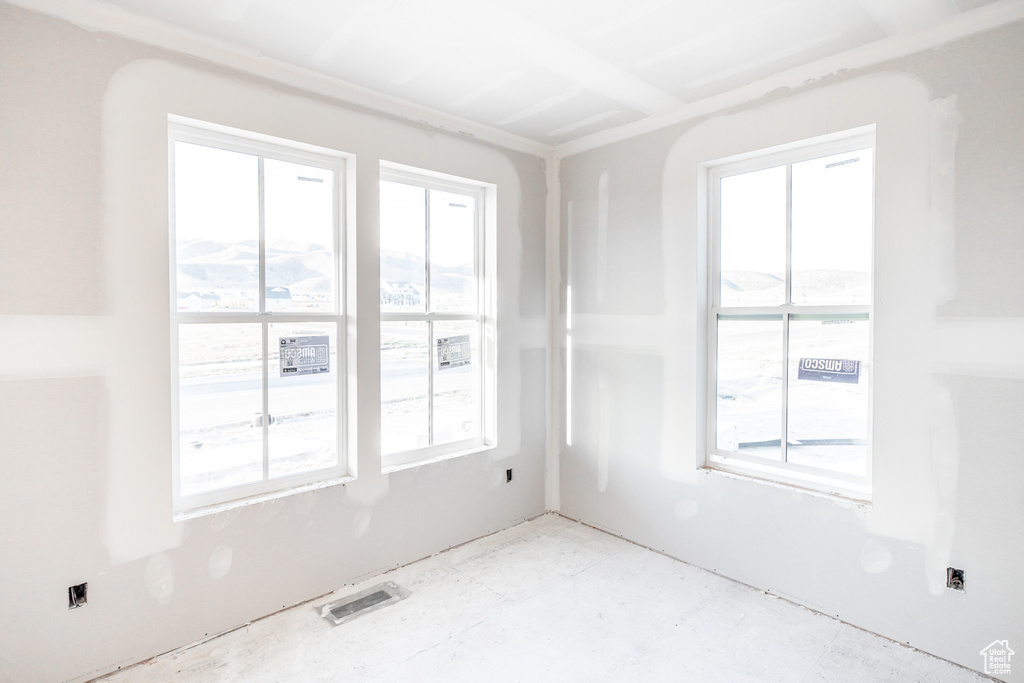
left=380, top=180, right=476, bottom=269
left=174, top=141, right=335, bottom=249
left=720, top=147, right=873, bottom=275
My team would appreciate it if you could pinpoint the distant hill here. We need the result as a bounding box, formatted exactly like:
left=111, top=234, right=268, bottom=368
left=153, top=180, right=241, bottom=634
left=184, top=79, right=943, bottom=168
left=381, top=249, right=472, bottom=294
left=722, top=270, right=869, bottom=303
left=176, top=241, right=471, bottom=303
left=176, top=238, right=334, bottom=298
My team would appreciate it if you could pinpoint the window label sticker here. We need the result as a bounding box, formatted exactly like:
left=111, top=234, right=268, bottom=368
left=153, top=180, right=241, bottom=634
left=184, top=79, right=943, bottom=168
left=280, top=335, right=330, bottom=376
left=797, top=358, right=860, bottom=383
left=437, top=335, right=471, bottom=370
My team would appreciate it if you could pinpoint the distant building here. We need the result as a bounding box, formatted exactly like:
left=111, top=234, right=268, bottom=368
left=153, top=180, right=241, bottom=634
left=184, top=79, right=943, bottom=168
left=266, top=286, right=292, bottom=301
left=178, top=292, right=220, bottom=311
left=380, top=280, right=421, bottom=307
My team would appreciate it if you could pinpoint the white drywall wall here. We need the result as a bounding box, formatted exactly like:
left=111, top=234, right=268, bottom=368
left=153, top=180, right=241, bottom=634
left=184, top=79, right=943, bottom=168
left=558, top=23, right=1024, bottom=679
left=0, top=5, right=548, bottom=682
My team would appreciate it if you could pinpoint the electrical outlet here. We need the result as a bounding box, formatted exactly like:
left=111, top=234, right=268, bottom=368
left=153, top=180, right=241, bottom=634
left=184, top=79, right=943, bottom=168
left=946, top=567, right=965, bottom=592
left=506, top=468, right=514, bottom=483
left=68, top=583, right=88, bottom=609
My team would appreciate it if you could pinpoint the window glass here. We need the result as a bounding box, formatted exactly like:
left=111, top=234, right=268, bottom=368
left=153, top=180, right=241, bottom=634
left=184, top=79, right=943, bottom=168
left=432, top=321, right=480, bottom=446
left=174, top=142, right=259, bottom=312
left=178, top=323, right=263, bottom=496
left=380, top=181, right=426, bottom=314
left=170, top=125, right=347, bottom=514
left=720, top=165, right=786, bottom=306
left=264, top=159, right=336, bottom=312
left=268, top=321, right=338, bottom=478
left=709, top=133, right=873, bottom=495
left=379, top=171, right=487, bottom=465
left=380, top=321, right=430, bottom=455
left=786, top=317, right=869, bottom=475
left=716, top=317, right=783, bottom=459
left=791, top=149, right=873, bottom=305
left=429, top=189, right=476, bottom=313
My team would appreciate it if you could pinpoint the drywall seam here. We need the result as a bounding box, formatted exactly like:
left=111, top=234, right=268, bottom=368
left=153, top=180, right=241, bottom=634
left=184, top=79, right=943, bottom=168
left=553, top=511, right=992, bottom=682
left=656, top=72, right=962, bottom=545
left=0, top=316, right=107, bottom=377
left=99, top=57, right=529, bottom=565
left=555, top=0, right=1024, bottom=157
left=545, top=151, right=562, bottom=511
left=3, top=0, right=549, bottom=158
left=6, top=0, right=1022, bottom=158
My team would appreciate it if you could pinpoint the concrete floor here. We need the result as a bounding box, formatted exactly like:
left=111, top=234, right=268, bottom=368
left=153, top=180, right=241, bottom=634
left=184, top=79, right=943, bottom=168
left=100, top=514, right=987, bottom=682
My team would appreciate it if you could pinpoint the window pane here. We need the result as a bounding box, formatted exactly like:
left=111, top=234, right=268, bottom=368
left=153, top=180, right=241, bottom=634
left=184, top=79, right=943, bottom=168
left=265, top=159, right=336, bottom=312
left=429, top=189, right=476, bottom=313
left=178, top=323, right=263, bottom=496
left=720, top=166, right=786, bottom=306
left=433, top=321, right=480, bottom=446
left=380, top=181, right=426, bottom=313
left=791, top=148, right=873, bottom=305
left=787, top=317, right=869, bottom=475
left=716, top=318, right=783, bottom=459
left=269, top=322, right=337, bottom=478
left=174, top=142, right=259, bottom=312
left=381, top=322, right=429, bottom=454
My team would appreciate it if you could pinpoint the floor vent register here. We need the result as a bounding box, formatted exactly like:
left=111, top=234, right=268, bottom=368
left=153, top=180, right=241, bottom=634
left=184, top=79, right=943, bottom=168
left=317, top=582, right=410, bottom=626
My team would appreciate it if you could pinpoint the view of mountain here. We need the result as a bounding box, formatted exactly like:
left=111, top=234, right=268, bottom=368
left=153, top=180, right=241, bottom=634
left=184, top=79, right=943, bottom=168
left=176, top=238, right=334, bottom=306
left=176, top=240, right=473, bottom=309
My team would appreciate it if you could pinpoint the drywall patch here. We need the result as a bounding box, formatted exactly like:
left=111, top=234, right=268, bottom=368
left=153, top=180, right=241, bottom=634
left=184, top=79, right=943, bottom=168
left=352, top=508, right=373, bottom=538
left=859, top=539, right=893, bottom=574
left=144, top=554, right=174, bottom=605
left=100, top=56, right=528, bottom=568
left=674, top=499, right=699, bottom=520
left=661, top=71, right=962, bottom=548
left=209, top=508, right=242, bottom=533
left=208, top=546, right=232, bottom=579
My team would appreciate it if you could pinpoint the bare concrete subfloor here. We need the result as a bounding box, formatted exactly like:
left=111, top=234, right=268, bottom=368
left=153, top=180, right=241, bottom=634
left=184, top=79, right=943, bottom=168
left=99, top=514, right=987, bottom=682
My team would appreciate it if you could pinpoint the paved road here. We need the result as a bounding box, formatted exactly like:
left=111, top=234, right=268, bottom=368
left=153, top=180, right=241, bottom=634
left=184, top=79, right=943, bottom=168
left=179, top=360, right=471, bottom=429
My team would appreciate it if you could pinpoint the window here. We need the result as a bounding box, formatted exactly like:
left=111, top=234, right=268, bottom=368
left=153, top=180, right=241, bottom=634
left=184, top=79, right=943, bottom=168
left=706, top=131, right=874, bottom=499
left=169, top=120, right=349, bottom=515
left=379, top=165, right=494, bottom=469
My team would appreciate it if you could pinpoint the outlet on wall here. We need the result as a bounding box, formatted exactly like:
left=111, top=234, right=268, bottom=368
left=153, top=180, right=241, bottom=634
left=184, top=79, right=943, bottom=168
left=68, top=583, right=87, bottom=609
left=946, top=567, right=965, bottom=592
left=506, top=468, right=514, bottom=483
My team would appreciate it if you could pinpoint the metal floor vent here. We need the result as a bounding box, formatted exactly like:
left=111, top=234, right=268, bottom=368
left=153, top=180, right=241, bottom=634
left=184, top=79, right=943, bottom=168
left=317, top=582, right=410, bottom=627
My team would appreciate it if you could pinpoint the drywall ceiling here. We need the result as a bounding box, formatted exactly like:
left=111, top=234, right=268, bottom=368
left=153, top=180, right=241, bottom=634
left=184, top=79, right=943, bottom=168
left=17, top=0, right=1010, bottom=145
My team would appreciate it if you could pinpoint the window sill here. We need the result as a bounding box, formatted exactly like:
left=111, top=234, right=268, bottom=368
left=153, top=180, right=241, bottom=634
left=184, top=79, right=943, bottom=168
left=173, top=474, right=355, bottom=522
left=382, top=441, right=496, bottom=474
left=703, top=456, right=871, bottom=505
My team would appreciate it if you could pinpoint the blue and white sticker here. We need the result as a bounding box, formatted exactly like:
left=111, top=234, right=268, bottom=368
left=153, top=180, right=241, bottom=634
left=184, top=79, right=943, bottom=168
left=437, top=335, right=471, bottom=370
left=280, top=335, right=330, bottom=376
left=797, top=358, right=861, bottom=384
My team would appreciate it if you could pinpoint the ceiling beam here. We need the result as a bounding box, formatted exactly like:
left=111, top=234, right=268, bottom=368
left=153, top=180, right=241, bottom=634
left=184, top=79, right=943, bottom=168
left=431, top=0, right=681, bottom=116
left=856, top=0, right=960, bottom=36
left=556, top=0, right=1024, bottom=157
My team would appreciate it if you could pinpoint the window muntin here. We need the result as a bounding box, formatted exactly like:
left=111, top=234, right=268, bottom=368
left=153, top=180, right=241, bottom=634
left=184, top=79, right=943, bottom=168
left=379, top=168, right=490, bottom=467
left=708, top=134, right=874, bottom=498
left=170, top=123, right=348, bottom=515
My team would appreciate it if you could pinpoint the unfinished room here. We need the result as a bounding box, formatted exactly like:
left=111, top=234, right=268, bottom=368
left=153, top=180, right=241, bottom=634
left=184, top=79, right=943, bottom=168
left=2, top=0, right=1023, bottom=680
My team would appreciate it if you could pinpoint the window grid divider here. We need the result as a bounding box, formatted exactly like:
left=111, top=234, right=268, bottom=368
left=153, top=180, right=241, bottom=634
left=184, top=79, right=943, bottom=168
left=781, top=162, right=792, bottom=465
left=169, top=123, right=349, bottom=516
left=258, top=156, right=270, bottom=480
left=424, top=189, right=434, bottom=447
left=379, top=169, right=490, bottom=466
left=705, top=132, right=874, bottom=498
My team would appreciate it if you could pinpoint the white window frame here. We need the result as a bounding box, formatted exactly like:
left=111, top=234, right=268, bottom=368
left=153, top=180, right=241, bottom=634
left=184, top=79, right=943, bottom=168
left=169, top=119, right=351, bottom=517
left=379, top=163, right=496, bottom=471
left=704, top=130, right=875, bottom=501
